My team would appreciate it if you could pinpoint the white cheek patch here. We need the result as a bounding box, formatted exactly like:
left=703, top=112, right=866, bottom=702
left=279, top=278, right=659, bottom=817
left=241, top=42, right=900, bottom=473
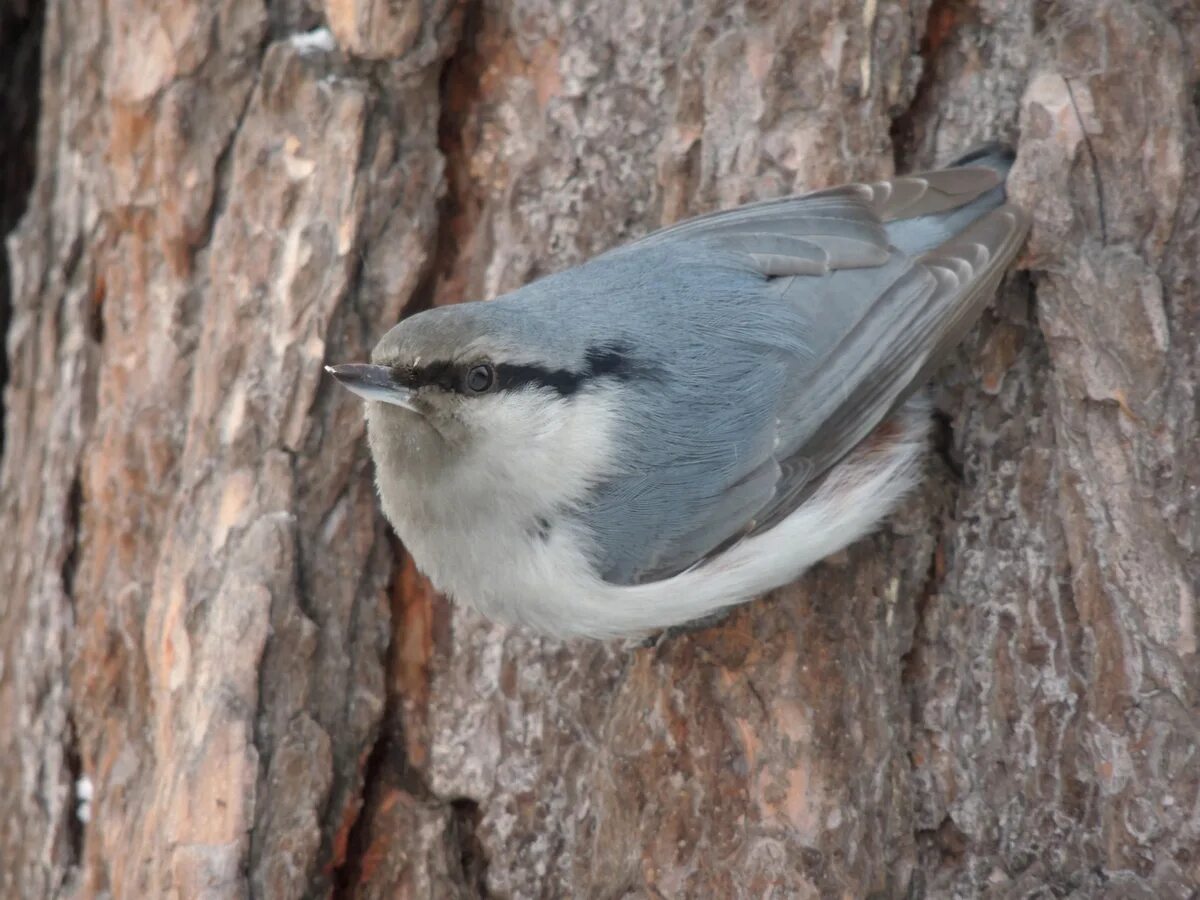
left=457, top=386, right=622, bottom=513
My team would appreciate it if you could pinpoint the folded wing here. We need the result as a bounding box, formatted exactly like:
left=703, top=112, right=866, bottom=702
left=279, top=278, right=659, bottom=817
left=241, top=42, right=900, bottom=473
left=582, top=151, right=1029, bottom=584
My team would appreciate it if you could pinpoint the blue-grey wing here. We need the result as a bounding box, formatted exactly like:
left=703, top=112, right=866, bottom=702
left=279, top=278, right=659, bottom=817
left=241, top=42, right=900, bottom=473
left=576, top=149, right=1029, bottom=585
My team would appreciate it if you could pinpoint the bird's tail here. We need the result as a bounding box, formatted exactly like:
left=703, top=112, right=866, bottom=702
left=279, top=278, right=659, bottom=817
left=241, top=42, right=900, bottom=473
left=948, top=140, right=1016, bottom=171
left=881, top=141, right=1017, bottom=257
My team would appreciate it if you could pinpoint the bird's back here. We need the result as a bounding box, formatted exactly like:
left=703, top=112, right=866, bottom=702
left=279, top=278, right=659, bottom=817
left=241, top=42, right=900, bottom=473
left=518, top=144, right=1031, bottom=586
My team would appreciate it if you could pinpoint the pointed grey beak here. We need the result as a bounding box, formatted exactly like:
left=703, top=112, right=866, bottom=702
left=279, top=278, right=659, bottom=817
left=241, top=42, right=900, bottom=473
left=325, top=363, right=418, bottom=411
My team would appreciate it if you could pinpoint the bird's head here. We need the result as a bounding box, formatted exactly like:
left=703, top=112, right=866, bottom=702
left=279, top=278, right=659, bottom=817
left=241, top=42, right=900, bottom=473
left=327, top=300, right=635, bottom=485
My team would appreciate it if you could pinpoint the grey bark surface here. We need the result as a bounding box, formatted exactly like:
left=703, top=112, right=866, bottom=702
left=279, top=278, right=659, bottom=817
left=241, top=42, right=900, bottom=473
left=0, top=0, right=1197, bottom=897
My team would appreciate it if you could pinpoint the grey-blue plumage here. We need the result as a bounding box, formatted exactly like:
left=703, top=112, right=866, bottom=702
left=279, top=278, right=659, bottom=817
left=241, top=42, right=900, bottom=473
left=433, top=145, right=1026, bottom=585
left=329, top=143, right=1029, bottom=637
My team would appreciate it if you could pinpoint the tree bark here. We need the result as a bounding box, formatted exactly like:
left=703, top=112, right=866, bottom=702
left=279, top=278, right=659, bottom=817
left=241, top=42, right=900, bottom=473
left=1, top=0, right=1197, bottom=897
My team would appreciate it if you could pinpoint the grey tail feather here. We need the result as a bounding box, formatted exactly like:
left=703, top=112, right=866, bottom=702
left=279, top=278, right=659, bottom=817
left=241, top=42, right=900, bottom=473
left=943, top=139, right=1015, bottom=229
left=948, top=140, right=1016, bottom=172
left=883, top=141, right=1016, bottom=257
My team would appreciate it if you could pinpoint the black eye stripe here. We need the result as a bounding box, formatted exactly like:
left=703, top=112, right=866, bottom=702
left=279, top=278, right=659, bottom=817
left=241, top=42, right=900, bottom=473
left=494, top=363, right=584, bottom=395
left=393, top=359, right=458, bottom=392
left=394, top=343, right=654, bottom=396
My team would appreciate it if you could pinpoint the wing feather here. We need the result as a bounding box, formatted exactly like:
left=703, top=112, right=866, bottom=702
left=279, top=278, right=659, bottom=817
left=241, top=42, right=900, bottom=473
left=620, top=189, right=891, bottom=274
left=576, top=156, right=1029, bottom=585
left=751, top=205, right=1029, bottom=533
left=864, top=166, right=1004, bottom=221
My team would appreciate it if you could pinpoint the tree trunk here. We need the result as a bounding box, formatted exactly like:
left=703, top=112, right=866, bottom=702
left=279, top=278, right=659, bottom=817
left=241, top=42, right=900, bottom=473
left=1, top=0, right=1197, bottom=897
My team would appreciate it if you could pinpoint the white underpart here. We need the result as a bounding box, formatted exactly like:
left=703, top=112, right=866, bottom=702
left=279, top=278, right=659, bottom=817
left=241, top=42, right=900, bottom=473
left=383, top=387, right=623, bottom=628
left=391, top=389, right=932, bottom=640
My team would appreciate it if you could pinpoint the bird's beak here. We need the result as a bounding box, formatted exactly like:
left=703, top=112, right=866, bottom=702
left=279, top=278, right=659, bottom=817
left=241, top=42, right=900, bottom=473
left=325, top=363, right=419, bottom=412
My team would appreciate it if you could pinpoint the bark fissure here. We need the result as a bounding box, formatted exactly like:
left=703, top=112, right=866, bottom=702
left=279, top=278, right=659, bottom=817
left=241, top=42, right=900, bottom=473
left=0, top=0, right=45, bottom=460
left=425, top=0, right=490, bottom=310
left=193, top=72, right=264, bottom=259
left=329, top=701, right=402, bottom=898
left=62, top=710, right=85, bottom=874
left=890, top=0, right=960, bottom=171
left=60, top=471, right=84, bottom=611
left=330, top=553, right=477, bottom=897
left=449, top=797, right=490, bottom=897
left=1063, top=75, right=1108, bottom=246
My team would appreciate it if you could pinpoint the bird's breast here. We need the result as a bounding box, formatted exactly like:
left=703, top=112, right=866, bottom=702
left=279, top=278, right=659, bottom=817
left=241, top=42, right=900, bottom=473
left=372, top=386, right=627, bottom=630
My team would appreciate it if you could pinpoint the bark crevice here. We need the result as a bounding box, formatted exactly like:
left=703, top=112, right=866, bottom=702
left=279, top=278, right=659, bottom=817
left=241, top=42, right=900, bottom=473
left=62, top=710, right=85, bottom=874
left=448, top=797, right=490, bottom=897
left=890, top=0, right=960, bottom=170
left=1063, top=75, right=1109, bottom=246
left=0, top=0, right=45, bottom=460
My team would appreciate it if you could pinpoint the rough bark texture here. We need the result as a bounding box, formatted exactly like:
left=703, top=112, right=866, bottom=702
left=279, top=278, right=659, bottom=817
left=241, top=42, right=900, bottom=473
left=1, top=0, right=1197, bottom=897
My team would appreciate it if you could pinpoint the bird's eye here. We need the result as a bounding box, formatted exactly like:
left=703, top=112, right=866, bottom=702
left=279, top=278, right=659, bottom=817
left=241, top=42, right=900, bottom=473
left=465, top=363, right=495, bottom=394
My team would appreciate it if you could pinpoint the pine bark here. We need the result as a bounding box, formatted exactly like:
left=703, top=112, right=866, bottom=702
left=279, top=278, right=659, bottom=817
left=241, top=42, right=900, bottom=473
left=1, top=0, right=1197, bottom=897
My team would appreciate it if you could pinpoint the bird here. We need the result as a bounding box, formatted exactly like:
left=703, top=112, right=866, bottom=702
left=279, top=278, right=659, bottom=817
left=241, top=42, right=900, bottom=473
left=327, top=143, right=1029, bottom=640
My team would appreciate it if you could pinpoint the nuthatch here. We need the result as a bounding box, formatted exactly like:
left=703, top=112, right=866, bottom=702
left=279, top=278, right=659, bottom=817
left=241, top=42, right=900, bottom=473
left=329, top=144, right=1028, bottom=639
